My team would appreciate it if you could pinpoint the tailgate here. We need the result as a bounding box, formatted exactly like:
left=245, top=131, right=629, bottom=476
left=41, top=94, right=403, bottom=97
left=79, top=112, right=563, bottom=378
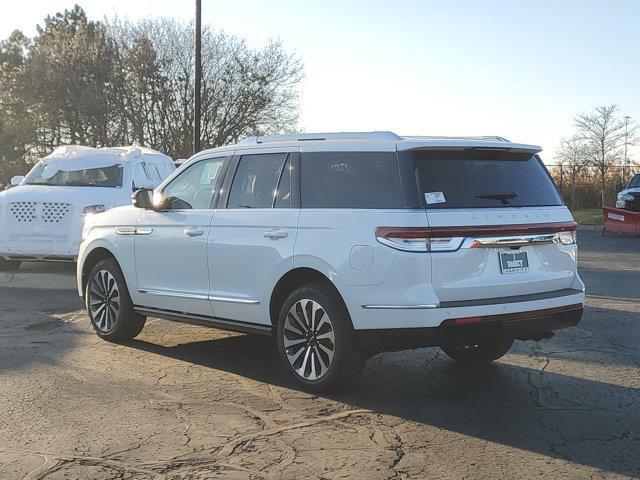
left=426, top=208, right=578, bottom=302
left=411, top=148, right=579, bottom=303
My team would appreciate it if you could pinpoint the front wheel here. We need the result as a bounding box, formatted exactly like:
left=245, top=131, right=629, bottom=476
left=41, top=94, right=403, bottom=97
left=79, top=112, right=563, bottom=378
left=441, top=338, right=514, bottom=364
left=86, top=258, right=146, bottom=342
left=277, top=284, right=365, bottom=392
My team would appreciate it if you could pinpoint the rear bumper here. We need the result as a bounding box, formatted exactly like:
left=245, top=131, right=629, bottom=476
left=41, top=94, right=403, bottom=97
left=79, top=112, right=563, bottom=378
left=354, top=303, right=583, bottom=353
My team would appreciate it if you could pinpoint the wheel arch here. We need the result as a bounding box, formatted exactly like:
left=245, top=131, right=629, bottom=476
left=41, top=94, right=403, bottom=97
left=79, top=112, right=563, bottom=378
left=80, top=246, right=120, bottom=297
left=269, top=267, right=352, bottom=328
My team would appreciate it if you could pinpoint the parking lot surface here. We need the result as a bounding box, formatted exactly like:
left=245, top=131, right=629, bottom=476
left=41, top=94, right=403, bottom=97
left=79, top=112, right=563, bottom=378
left=1, top=230, right=639, bottom=479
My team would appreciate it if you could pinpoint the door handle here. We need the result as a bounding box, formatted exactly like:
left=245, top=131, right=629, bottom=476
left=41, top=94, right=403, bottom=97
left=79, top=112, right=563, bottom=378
left=184, top=228, right=204, bottom=237
left=264, top=229, right=288, bottom=239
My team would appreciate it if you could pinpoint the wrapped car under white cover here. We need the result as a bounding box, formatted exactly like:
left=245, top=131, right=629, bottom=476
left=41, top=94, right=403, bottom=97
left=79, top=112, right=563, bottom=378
left=0, top=145, right=174, bottom=264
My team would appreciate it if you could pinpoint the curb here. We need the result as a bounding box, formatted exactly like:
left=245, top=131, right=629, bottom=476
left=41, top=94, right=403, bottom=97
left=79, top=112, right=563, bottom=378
left=0, top=272, right=77, bottom=291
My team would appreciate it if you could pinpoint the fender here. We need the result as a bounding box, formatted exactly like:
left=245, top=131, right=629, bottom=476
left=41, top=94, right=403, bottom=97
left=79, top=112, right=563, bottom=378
left=77, top=235, right=135, bottom=299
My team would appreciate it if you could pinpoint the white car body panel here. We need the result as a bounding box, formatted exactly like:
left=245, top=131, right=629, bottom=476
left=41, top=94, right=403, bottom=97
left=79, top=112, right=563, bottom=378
left=208, top=208, right=299, bottom=324
left=134, top=208, right=214, bottom=316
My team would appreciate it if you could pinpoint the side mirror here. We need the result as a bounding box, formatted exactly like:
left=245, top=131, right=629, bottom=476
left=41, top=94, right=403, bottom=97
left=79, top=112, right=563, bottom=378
left=131, top=189, right=154, bottom=209
left=10, top=175, right=24, bottom=187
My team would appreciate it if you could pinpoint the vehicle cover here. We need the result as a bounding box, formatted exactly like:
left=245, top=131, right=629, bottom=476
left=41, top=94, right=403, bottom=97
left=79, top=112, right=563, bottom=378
left=0, top=145, right=174, bottom=262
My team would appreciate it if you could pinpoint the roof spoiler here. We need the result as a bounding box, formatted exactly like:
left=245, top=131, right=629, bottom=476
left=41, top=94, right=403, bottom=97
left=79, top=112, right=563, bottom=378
left=399, top=141, right=542, bottom=154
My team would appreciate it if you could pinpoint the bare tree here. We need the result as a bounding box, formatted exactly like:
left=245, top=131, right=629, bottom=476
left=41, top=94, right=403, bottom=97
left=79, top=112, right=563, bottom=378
left=108, top=18, right=303, bottom=159
left=574, top=104, right=630, bottom=206
left=0, top=8, right=304, bottom=183
left=554, top=135, right=593, bottom=206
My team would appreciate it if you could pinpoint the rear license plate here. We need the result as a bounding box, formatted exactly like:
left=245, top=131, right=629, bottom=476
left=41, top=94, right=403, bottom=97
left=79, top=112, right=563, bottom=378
left=499, top=251, right=529, bottom=274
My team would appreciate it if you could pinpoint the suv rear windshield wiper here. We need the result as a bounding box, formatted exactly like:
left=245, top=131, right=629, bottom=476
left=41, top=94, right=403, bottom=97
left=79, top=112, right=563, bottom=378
left=475, top=192, right=518, bottom=205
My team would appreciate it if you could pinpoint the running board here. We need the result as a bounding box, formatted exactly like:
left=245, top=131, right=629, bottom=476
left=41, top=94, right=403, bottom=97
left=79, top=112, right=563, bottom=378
left=133, top=306, right=273, bottom=336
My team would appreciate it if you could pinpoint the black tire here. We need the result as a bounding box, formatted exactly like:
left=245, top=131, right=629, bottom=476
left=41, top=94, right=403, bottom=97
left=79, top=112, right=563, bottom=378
left=86, top=257, right=146, bottom=342
left=0, top=259, right=21, bottom=272
left=277, top=283, right=365, bottom=393
left=441, top=338, right=514, bottom=364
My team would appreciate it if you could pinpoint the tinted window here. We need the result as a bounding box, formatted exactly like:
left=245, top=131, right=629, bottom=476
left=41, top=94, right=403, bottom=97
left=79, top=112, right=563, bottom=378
left=274, top=156, right=291, bottom=208
left=228, top=153, right=288, bottom=209
left=301, top=152, right=402, bottom=208
left=161, top=157, right=226, bottom=210
left=413, top=150, right=563, bottom=209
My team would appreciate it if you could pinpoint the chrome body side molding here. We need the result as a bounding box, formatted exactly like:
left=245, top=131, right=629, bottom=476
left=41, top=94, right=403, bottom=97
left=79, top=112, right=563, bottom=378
left=138, top=289, right=209, bottom=301
left=361, top=304, right=439, bottom=310
left=138, top=289, right=260, bottom=305
left=208, top=295, right=260, bottom=305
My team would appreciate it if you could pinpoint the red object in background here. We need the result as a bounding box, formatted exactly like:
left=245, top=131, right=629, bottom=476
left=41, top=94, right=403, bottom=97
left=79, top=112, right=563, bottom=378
left=602, top=207, right=640, bottom=235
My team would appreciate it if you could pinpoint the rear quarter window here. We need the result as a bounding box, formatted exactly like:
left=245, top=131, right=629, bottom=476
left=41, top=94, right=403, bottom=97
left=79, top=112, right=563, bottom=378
left=301, top=152, right=402, bottom=209
left=410, top=150, right=563, bottom=209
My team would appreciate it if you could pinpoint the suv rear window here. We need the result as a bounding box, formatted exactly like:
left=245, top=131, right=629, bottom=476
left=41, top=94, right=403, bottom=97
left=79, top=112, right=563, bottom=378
left=411, top=150, right=563, bottom=209
left=301, top=152, right=402, bottom=208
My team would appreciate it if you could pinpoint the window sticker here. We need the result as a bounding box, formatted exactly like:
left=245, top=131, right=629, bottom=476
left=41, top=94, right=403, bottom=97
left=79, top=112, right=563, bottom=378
left=425, top=191, right=446, bottom=205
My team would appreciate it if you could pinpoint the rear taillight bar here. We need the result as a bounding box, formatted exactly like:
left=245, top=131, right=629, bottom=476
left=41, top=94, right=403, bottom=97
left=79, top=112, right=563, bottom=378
left=375, top=222, right=577, bottom=253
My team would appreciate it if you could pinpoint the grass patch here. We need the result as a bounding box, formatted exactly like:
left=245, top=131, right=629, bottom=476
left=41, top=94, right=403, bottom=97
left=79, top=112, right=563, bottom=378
left=570, top=208, right=603, bottom=226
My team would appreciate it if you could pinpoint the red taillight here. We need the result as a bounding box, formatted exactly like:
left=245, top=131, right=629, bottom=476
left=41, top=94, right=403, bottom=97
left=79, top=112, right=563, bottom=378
left=374, top=227, right=430, bottom=239
left=374, top=227, right=464, bottom=252
left=375, top=227, right=430, bottom=252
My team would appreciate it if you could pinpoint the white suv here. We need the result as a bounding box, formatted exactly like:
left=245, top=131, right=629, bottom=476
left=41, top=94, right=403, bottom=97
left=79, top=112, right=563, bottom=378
left=77, top=132, right=585, bottom=391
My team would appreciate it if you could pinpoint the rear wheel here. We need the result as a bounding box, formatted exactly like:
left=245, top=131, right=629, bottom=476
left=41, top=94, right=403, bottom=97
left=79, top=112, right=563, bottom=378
left=441, top=338, right=514, bottom=364
left=277, top=284, right=365, bottom=392
left=0, top=259, right=21, bottom=272
left=86, top=258, right=146, bottom=342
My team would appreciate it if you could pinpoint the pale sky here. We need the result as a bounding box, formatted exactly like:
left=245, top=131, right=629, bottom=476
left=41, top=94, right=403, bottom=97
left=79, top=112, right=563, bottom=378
left=2, top=0, right=639, bottom=161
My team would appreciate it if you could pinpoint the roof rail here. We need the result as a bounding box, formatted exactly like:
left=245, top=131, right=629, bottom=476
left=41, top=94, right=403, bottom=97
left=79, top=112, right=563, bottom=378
left=400, top=135, right=511, bottom=143
left=238, top=131, right=401, bottom=145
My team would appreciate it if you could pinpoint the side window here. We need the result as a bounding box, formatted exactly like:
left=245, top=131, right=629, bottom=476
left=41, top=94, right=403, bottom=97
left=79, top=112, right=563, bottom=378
left=161, top=157, right=226, bottom=210
left=274, top=156, right=291, bottom=208
left=132, top=162, right=151, bottom=190
left=227, top=153, right=288, bottom=209
left=146, top=163, right=163, bottom=185
left=301, top=152, right=402, bottom=208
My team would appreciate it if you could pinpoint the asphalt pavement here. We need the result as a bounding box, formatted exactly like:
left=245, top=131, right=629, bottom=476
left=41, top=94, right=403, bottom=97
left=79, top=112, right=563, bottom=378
left=0, top=230, right=638, bottom=479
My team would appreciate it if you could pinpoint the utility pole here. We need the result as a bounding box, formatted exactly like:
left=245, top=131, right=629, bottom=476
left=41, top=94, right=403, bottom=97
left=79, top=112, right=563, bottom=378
left=194, top=0, right=202, bottom=154
left=623, top=115, right=631, bottom=182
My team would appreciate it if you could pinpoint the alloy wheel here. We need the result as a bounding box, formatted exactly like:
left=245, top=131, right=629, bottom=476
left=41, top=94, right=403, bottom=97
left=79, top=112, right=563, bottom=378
left=89, top=270, right=120, bottom=333
left=283, top=299, right=336, bottom=381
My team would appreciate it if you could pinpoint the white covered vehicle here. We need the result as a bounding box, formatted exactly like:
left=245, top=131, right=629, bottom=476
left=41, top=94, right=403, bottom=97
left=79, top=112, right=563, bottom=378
left=0, top=145, right=174, bottom=270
